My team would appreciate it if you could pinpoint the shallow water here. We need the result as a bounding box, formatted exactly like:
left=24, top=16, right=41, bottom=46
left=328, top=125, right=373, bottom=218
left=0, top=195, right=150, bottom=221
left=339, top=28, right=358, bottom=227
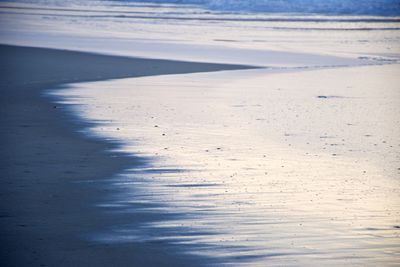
left=1, top=1, right=400, bottom=65
left=53, top=65, right=400, bottom=265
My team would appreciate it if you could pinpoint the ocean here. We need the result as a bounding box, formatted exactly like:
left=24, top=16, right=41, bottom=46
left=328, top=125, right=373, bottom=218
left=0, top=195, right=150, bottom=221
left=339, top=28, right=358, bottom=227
left=1, top=0, right=399, bottom=65
left=3, top=0, right=400, bottom=16
left=121, top=0, right=400, bottom=16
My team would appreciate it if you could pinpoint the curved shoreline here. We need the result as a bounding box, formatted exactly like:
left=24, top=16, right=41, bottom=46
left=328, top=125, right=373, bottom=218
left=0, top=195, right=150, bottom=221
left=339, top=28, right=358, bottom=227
left=0, top=44, right=256, bottom=266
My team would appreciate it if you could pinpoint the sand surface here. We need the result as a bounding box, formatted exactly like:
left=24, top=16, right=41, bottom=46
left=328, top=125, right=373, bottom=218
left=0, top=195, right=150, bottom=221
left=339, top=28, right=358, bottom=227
left=56, top=65, right=400, bottom=266
left=0, top=44, right=255, bottom=266
left=1, top=1, right=399, bottom=266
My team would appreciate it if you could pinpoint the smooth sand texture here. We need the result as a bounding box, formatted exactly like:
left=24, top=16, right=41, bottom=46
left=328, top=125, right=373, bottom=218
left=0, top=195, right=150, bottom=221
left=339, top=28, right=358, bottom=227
left=0, top=44, right=255, bottom=266
left=59, top=65, right=400, bottom=265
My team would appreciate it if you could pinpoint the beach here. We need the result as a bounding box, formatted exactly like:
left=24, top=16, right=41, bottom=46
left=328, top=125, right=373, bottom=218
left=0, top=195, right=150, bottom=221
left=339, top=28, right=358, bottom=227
left=0, top=44, right=254, bottom=266
left=55, top=63, right=400, bottom=266
left=1, top=0, right=400, bottom=266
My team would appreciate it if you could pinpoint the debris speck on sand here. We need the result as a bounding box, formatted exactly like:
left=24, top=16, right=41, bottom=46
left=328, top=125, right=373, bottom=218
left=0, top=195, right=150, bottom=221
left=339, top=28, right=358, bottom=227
left=317, top=95, right=345, bottom=99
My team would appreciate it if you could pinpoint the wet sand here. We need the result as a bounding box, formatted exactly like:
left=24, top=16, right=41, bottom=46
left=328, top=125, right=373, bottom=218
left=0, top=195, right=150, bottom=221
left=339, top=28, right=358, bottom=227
left=59, top=65, right=400, bottom=265
left=0, top=44, right=255, bottom=266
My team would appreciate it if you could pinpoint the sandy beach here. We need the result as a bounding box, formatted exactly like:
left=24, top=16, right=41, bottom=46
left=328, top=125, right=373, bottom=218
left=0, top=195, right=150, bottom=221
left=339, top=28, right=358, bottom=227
left=57, top=63, right=400, bottom=266
left=0, top=44, right=255, bottom=266
left=1, top=1, right=399, bottom=266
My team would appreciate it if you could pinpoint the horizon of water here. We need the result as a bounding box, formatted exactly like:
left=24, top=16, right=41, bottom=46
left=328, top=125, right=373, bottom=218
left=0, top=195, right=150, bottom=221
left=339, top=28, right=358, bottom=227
left=121, top=0, right=400, bottom=16
left=1, top=0, right=400, bottom=66
left=2, top=0, right=400, bottom=16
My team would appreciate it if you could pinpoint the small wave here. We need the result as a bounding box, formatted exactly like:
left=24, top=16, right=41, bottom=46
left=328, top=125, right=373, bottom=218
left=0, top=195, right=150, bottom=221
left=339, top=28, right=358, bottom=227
left=115, top=0, right=400, bottom=16
left=3, top=0, right=400, bottom=16
left=2, top=5, right=400, bottom=25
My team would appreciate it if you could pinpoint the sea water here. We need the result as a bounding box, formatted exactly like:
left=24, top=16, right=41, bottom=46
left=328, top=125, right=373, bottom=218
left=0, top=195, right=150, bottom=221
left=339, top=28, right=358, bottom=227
left=2, top=0, right=400, bottom=16
left=1, top=0, right=400, bottom=64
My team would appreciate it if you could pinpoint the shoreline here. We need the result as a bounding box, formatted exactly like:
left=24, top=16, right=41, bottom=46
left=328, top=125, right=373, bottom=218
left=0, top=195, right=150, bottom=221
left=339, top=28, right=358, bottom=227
left=0, top=44, right=256, bottom=266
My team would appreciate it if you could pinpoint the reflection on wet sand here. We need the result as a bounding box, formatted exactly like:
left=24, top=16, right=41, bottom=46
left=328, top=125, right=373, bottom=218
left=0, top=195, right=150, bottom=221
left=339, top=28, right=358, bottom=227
left=55, top=65, right=400, bottom=265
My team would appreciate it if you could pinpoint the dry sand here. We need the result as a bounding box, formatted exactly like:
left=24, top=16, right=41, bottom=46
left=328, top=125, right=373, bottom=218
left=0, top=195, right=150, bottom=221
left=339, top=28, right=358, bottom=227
left=0, top=44, right=255, bottom=266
